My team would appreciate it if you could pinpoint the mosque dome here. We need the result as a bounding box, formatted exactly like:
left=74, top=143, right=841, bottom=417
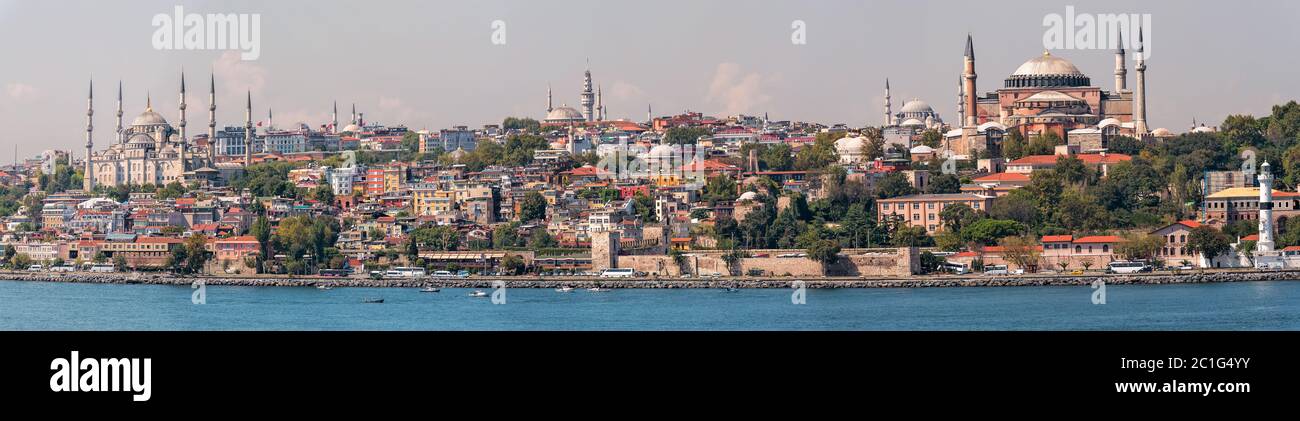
left=340, top=124, right=362, bottom=133
left=648, top=144, right=676, bottom=159
left=1005, top=52, right=1091, bottom=88
left=131, top=108, right=169, bottom=127
left=899, top=100, right=934, bottom=114
left=834, top=136, right=866, bottom=154
left=737, top=191, right=759, bottom=202
left=900, top=118, right=926, bottom=127
left=1151, top=128, right=1173, bottom=137
left=126, top=133, right=155, bottom=148
left=546, top=106, right=584, bottom=122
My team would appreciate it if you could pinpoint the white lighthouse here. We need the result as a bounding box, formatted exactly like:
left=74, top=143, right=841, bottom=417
left=1257, top=161, right=1276, bottom=253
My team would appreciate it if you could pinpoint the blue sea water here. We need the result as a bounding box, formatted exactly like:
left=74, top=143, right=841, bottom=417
left=1, top=280, right=1298, bottom=330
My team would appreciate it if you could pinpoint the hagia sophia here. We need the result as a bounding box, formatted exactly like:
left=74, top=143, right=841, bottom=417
left=882, top=31, right=1161, bottom=160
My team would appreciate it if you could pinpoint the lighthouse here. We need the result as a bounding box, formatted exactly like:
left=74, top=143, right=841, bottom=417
left=1257, top=161, right=1276, bottom=253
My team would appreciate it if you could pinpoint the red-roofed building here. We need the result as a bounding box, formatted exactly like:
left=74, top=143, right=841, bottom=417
left=1006, top=152, right=1131, bottom=176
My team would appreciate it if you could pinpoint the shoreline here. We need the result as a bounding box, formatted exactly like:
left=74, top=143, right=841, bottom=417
left=2, top=269, right=1298, bottom=289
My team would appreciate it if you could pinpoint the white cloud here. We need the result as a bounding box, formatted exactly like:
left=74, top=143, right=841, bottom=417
left=212, top=50, right=267, bottom=100
left=376, top=96, right=418, bottom=125
left=705, top=63, right=771, bottom=117
left=5, top=82, right=39, bottom=101
left=609, top=80, right=645, bottom=101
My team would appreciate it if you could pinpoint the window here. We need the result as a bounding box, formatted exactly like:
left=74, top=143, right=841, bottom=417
left=927, top=203, right=935, bottom=209
left=1075, top=245, right=1082, bottom=253
left=1103, top=245, right=1109, bottom=252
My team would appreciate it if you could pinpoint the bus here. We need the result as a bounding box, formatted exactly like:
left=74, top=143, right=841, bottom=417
left=599, top=268, right=636, bottom=278
left=983, top=264, right=1009, bottom=275
left=384, top=267, right=427, bottom=278
left=1107, top=261, right=1151, bottom=274
left=319, top=268, right=352, bottom=277
left=940, top=262, right=968, bottom=274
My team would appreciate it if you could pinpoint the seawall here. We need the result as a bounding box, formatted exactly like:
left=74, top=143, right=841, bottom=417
left=2, top=269, right=1299, bottom=289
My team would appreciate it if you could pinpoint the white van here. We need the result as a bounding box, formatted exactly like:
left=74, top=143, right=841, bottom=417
left=1107, top=261, right=1150, bottom=274
left=26, top=264, right=43, bottom=272
left=983, top=264, right=1009, bottom=275
left=89, top=264, right=116, bottom=273
left=599, top=268, right=636, bottom=278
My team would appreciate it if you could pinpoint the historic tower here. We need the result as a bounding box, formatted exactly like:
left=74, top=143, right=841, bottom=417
left=244, top=91, right=254, bottom=165
left=1133, top=25, right=1149, bottom=136
left=1113, top=31, right=1128, bottom=92
left=178, top=71, right=187, bottom=157
left=962, top=34, right=978, bottom=128
left=884, top=78, right=893, bottom=126
left=115, top=81, right=124, bottom=144
left=1258, top=161, right=1276, bottom=253
left=581, top=64, right=595, bottom=122
left=84, top=79, right=94, bottom=191
left=208, top=74, right=217, bottom=162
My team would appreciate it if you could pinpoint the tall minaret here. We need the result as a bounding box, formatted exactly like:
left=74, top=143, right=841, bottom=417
left=178, top=71, right=188, bottom=157
left=884, top=78, right=892, bottom=126
left=962, top=34, right=978, bottom=128
left=647, top=104, right=652, bottom=125
left=1258, top=161, right=1276, bottom=253
left=1113, top=30, right=1127, bottom=93
left=115, top=81, right=124, bottom=144
left=956, top=75, right=966, bottom=125
left=350, top=103, right=357, bottom=125
left=208, top=73, right=217, bottom=162
left=596, top=85, right=604, bottom=121
left=547, top=84, right=553, bottom=112
left=581, top=62, right=595, bottom=122
left=244, top=91, right=254, bottom=165
left=332, top=101, right=338, bottom=133
left=267, top=108, right=273, bottom=130
left=1133, top=25, right=1149, bottom=136
left=84, top=79, right=95, bottom=191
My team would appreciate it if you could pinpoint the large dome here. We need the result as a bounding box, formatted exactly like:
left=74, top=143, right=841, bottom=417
left=131, top=108, right=169, bottom=127
left=546, top=106, right=584, bottom=122
left=899, top=100, right=933, bottom=114
left=1005, top=52, right=1091, bottom=88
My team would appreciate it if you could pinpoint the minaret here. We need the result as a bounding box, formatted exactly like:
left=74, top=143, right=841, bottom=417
left=244, top=91, right=253, bottom=165
left=581, top=62, right=595, bottom=122
left=884, top=78, right=893, bottom=126
left=1113, top=30, right=1127, bottom=92
left=596, top=84, right=604, bottom=121
left=350, top=103, right=357, bottom=125
left=115, top=81, right=124, bottom=144
left=956, top=76, right=965, bottom=125
left=208, top=73, right=217, bottom=162
left=178, top=71, right=188, bottom=157
left=647, top=104, right=652, bottom=125
left=1258, top=161, right=1276, bottom=253
left=962, top=34, right=978, bottom=128
left=547, top=84, right=553, bottom=112
left=267, top=108, right=273, bottom=130
left=84, top=79, right=95, bottom=191
left=332, top=101, right=338, bottom=133
left=1134, top=25, right=1149, bottom=136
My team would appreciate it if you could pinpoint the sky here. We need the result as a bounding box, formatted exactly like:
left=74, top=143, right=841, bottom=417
left=0, top=0, right=1297, bottom=158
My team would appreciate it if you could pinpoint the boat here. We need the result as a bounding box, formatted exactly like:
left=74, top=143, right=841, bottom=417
left=587, top=287, right=611, bottom=292
left=362, top=298, right=384, bottom=304
left=420, top=286, right=440, bottom=293
left=555, top=286, right=575, bottom=293
left=468, top=290, right=489, bottom=297
left=723, top=287, right=740, bottom=293
left=316, top=285, right=333, bottom=290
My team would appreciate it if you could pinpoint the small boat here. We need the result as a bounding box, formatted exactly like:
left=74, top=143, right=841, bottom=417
left=587, top=287, right=611, bottom=292
left=362, top=298, right=384, bottom=304
left=723, top=287, right=740, bottom=293
left=555, top=286, right=575, bottom=293
left=420, top=286, right=440, bottom=293
left=468, top=290, right=489, bottom=297
left=317, top=285, right=333, bottom=290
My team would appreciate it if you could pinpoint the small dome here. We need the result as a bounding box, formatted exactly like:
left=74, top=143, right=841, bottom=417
left=1097, top=118, right=1122, bottom=128
left=340, top=124, right=362, bottom=133
left=126, top=133, right=155, bottom=148
left=909, top=145, right=934, bottom=154
left=900, top=118, right=925, bottom=127
left=737, top=191, right=758, bottom=202
left=546, top=106, right=584, bottom=122
left=1151, top=128, right=1173, bottom=137
left=648, top=144, right=676, bottom=158
left=835, top=136, right=866, bottom=153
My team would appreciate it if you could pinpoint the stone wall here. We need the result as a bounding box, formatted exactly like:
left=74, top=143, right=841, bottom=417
left=616, top=248, right=917, bottom=277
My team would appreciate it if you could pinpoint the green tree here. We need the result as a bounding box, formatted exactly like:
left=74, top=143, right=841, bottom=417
left=925, top=173, right=961, bottom=194
left=1187, top=226, right=1232, bottom=269
left=875, top=172, right=917, bottom=199
left=1002, top=130, right=1026, bottom=160
left=806, top=239, right=842, bottom=275
left=959, top=219, right=1024, bottom=246
left=519, top=191, right=548, bottom=222
left=919, top=129, right=942, bottom=148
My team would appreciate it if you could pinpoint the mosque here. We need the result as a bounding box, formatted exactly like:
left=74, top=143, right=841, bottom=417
left=882, top=32, right=1157, bottom=159
left=544, top=64, right=606, bottom=124
left=82, top=72, right=221, bottom=190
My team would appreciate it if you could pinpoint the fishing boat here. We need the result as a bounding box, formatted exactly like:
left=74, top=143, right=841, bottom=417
left=468, top=290, right=489, bottom=297
left=587, top=287, right=611, bottom=292
left=317, top=285, right=333, bottom=290
left=420, top=286, right=440, bottom=293
left=362, top=298, right=384, bottom=304
left=555, top=286, right=575, bottom=293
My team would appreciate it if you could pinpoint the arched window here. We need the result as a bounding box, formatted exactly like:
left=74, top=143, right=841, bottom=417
left=1075, top=245, right=1082, bottom=253
left=1103, top=245, right=1110, bottom=253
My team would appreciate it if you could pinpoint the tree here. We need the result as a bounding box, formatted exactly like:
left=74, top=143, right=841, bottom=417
left=500, top=254, right=526, bottom=275
left=939, top=203, right=979, bottom=233
left=875, top=172, right=917, bottom=199
left=703, top=175, right=738, bottom=203
left=1236, top=240, right=1257, bottom=267
left=890, top=225, right=933, bottom=247
left=250, top=215, right=272, bottom=258
left=1115, top=233, right=1164, bottom=262
left=11, top=253, right=32, bottom=270
left=919, top=129, right=942, bottom=148
left=663, top=126, right=711, bottom=145
left=409, top=226, right=461, bottom=252
left=1002, top=130, right=1026, bottom=160
left=1187, top=226, right=1232, bottom=269
left=806, top=239, right=841, bottom=275
left=171, top=234, right=211, bottom=274
left=113, top=254, right=128, bottom=271
left=1079, top=257, right=1095, bottom=272
left=312, top=184, right=335, bottom=205
left=528, top=229, right=558, bottom=250
left=960, top=219, right=1024, bottom=246
left=518, top=191, right=548, bottom=222
left=998, top=235, right=1041, bottom=273
left=925, top=173, right=961, bottom=194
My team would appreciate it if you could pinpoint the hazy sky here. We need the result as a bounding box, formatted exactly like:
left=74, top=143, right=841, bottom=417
left=1, top=0, right=1297, bottom=158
